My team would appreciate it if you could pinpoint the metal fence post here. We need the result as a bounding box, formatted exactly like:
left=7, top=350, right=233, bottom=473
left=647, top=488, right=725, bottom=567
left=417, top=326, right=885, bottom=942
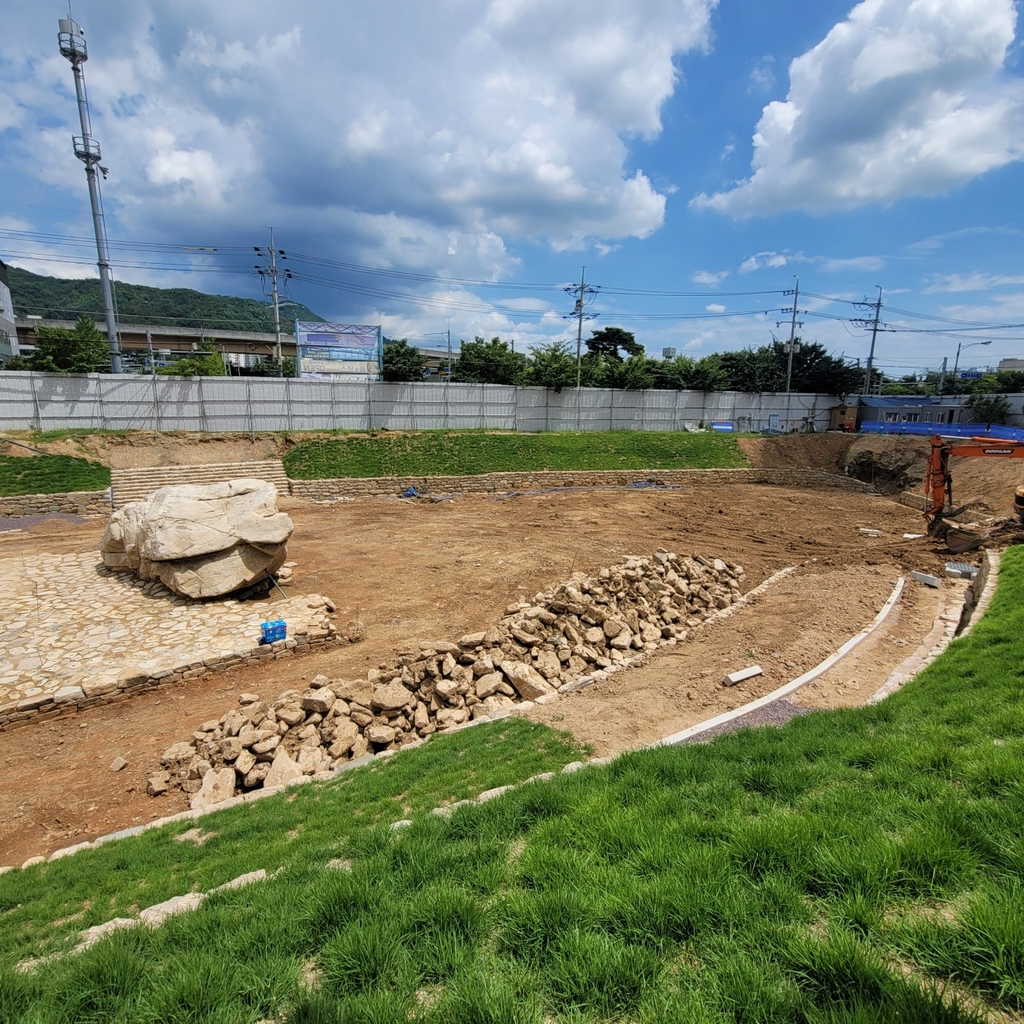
left=29, top=372, right=42, bottom=430
left=329, top=377, right=337, bottom=431
left=608, top=389, right=615, bottom=431
left=366, top=380, right=374, bottom=430
left=246, top=378, right=254, bottom=439
left=196, top=377, right=206, bottom=432
left=285, top=376, right=293, bottom=431
left=96, top=374, right=107, bottom=429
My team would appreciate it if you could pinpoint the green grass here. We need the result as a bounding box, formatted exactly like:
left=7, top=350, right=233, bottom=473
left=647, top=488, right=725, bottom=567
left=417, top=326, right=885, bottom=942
left=283, top=430, right=749, bottom=479
left=0, top=454, right=110, bottom=496
left=3, top=551, right=1024, bottom=1022
left=26, top=428, right=130, bottom=443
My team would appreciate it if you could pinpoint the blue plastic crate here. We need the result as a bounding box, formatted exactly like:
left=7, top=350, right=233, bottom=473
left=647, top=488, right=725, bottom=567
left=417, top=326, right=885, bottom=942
left=260, top=619, right=287, bottom=644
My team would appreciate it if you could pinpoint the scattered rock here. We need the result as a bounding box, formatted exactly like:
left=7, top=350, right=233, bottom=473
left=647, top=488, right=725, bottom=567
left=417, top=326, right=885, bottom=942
left=190, top=768, right=236, bottom=811
left=146, top=774, right=170, bottom=796
left=109, top=756, right=128, bottom=772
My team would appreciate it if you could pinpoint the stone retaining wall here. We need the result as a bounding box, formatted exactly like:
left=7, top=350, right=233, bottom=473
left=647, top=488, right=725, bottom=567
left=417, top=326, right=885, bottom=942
left=289, top=468, right=874, bottom=499
left=0, top=489, right=112, bottom=518
left=0, top=631, right=342, bottom=734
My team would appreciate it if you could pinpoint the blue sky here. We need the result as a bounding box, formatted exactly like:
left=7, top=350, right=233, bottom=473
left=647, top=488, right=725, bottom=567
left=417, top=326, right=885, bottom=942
left=1, top=0, right=1023, bottom=380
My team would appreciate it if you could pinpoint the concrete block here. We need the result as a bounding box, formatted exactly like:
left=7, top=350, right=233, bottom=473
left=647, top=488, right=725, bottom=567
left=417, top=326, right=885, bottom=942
left=911, top=571, right=942, bottom=588
left=723, top=665, right=763, bottom=686
left=720, top=663, right=761, bottom=688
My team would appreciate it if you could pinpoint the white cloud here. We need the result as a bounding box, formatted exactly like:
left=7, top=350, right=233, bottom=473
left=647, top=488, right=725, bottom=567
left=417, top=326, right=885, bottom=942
left=692, top=269, right=728, bottom=285
left=1, top=0, right=716, bottom=262
left=749, top=56, right=775, bottom=94
left=740, top=251, right=793, bottom=273
left=819, top=255, right=886, bottom=273
left=925, top=271, right=1024, bottom=292
left=692, top=0, right=1024, bottom=217
left=705, top=303, right=725, bottom=313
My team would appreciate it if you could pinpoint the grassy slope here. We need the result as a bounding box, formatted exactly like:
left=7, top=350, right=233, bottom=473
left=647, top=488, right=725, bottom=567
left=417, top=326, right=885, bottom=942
left=3, top=551, right=1024, bottom=1022
left=0, top=454, right=110, bottom=497
left=284, top=430, right=749, bottom=479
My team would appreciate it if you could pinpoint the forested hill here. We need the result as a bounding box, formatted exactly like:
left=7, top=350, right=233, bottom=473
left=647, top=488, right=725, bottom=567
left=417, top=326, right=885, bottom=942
left=6, top=266, right=325, bottom=334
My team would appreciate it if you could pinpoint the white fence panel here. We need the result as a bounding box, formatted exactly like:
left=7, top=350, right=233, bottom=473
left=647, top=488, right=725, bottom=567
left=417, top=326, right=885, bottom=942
left=0, top=369, right=859, bottom=435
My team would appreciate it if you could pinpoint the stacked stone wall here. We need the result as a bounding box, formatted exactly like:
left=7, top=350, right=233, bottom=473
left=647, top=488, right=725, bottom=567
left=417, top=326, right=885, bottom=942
left=0, top=630, right=342, bottom=733
left=0, top=489, right=112, bottom=518
left=289, top=468, right=874, bottom=500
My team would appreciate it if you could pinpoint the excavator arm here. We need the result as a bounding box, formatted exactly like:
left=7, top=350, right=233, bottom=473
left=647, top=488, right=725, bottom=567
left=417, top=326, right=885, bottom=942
left=924, top=434, right=1024, bottom=524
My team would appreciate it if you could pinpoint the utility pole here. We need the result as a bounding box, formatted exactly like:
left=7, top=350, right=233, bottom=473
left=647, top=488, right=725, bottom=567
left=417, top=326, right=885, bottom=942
left=783, top=276, right=801, bottom=394
left=852, top=287, right=886, bottom=395
left=863, top=287, right=882, bottom=395
left=563, top=268, right=598, bottom=430
left=270, top=228, right=282, bottom=371
left=565, top=268, right=598, bottom=387
left=58, top=12, right=121, bottom=373
left=254, top=230, right=290, bottom=374
left=938, top=356, right=947, bottom=394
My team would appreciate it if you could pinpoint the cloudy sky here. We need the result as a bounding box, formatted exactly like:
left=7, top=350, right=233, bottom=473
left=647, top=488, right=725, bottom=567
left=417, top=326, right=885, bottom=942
left=2, top=0, right=1024, bottom=377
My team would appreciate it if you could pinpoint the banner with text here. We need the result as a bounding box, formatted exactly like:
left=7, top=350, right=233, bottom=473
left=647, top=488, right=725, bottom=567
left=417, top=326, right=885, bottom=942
left=295, top=322, right=382, bottom=381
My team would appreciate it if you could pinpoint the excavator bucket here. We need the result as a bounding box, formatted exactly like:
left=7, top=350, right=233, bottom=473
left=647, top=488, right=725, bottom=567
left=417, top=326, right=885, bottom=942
left=944, top=525, right=988, bottom=555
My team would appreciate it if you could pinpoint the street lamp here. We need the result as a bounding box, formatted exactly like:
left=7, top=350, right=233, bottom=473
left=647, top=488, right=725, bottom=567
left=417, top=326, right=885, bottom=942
left=951, top=339, right=992, bottom=380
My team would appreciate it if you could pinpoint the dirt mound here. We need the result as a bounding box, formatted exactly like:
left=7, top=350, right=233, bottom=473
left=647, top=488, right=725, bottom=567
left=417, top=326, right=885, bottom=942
left=19, top=431, right=295, bottom=469
left=739, top=433, right=857, bottom=473
left=840, top=435, right=931, bottom=494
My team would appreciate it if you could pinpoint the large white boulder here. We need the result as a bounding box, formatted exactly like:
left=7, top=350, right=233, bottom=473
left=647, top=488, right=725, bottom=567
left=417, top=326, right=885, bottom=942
left=101, top=479, right=293, bottom=598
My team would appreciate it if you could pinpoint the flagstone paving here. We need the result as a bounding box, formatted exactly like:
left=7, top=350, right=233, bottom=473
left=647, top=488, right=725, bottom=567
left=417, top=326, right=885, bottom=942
left=0, top=552, right=331, bottom=707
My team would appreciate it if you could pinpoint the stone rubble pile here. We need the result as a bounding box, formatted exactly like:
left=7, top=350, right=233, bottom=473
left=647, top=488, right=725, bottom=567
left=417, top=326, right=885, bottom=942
left=153, top=550, right=745, bottom=804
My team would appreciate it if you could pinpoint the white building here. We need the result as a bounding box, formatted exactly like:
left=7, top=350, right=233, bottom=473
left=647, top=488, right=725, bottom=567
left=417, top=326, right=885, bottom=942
left=0, top=260, right=17, bottom=362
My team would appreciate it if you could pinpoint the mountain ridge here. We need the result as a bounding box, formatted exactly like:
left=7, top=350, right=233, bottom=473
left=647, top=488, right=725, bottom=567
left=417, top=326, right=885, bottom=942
left=6, top=265, right=325, bottom=334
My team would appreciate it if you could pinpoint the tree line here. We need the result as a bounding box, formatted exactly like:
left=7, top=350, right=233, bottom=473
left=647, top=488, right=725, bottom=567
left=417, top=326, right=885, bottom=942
left=384, top=327, right=873, bottom=396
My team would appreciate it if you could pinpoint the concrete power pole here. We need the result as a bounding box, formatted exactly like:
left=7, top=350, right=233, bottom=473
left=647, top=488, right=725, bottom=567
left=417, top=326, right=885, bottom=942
left=862, top=287, right=882, bottom=396
left=58, top=14, right=121, bottom=372
left=255, top=229, right=289, bottom=373
left=784, top=276, right=800, bottom=394
left=269, top=228, right=282, bottom=371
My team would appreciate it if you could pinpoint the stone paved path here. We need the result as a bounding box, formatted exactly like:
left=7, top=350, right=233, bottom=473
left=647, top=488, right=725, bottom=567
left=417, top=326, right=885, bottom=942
left=0, top=552, right=328, bottom=707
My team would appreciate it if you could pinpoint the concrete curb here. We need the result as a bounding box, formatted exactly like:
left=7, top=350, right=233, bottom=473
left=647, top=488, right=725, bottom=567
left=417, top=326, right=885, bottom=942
left=867, top=548, right=1000, bottom=705
left=652, top=575, right=906, bottom=748
left=4, top=564, right=800, bottom=871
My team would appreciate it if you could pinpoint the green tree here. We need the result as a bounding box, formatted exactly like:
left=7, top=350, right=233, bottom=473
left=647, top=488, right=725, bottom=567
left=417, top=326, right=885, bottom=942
left=651, top=354, right=727, bottom=391
left=28, top=315, right=110, bottom=373
left=527, top=341, right=577, bottom=392
left=238, top=356, right=297, bottom=377
left=966, top=392, right=1012, bottom=429
left=156, top=341, right=225, bottom=377
left=785, top=340, right=871, bottom=395
left=585, top=326, right=642, bottom=361
left=382, top=338, right=426, bottom=382
left=607, top=352, right=656, bottom=391
left=718, top=346, right=784, bottom=392
left=996, top=370, right=1024, bottom=392
left=452, top=336, right=527, bottom=385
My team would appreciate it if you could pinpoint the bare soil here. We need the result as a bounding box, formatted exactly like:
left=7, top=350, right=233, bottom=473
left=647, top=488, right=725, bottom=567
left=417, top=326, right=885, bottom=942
left=0, top=475, right=966, bottom=866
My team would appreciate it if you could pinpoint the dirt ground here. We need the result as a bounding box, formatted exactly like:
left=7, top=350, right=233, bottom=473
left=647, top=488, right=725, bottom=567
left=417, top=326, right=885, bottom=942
left=0, top=467, right=974, bottom=866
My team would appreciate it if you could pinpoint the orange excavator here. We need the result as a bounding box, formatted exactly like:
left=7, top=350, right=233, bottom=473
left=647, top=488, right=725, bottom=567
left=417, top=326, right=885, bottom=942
left=923, top=434, right=1024, bottom=551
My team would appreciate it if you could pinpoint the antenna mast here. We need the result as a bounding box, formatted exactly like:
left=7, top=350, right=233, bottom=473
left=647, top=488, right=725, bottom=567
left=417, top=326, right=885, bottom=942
left=58, top=12, right=121, bottom=372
